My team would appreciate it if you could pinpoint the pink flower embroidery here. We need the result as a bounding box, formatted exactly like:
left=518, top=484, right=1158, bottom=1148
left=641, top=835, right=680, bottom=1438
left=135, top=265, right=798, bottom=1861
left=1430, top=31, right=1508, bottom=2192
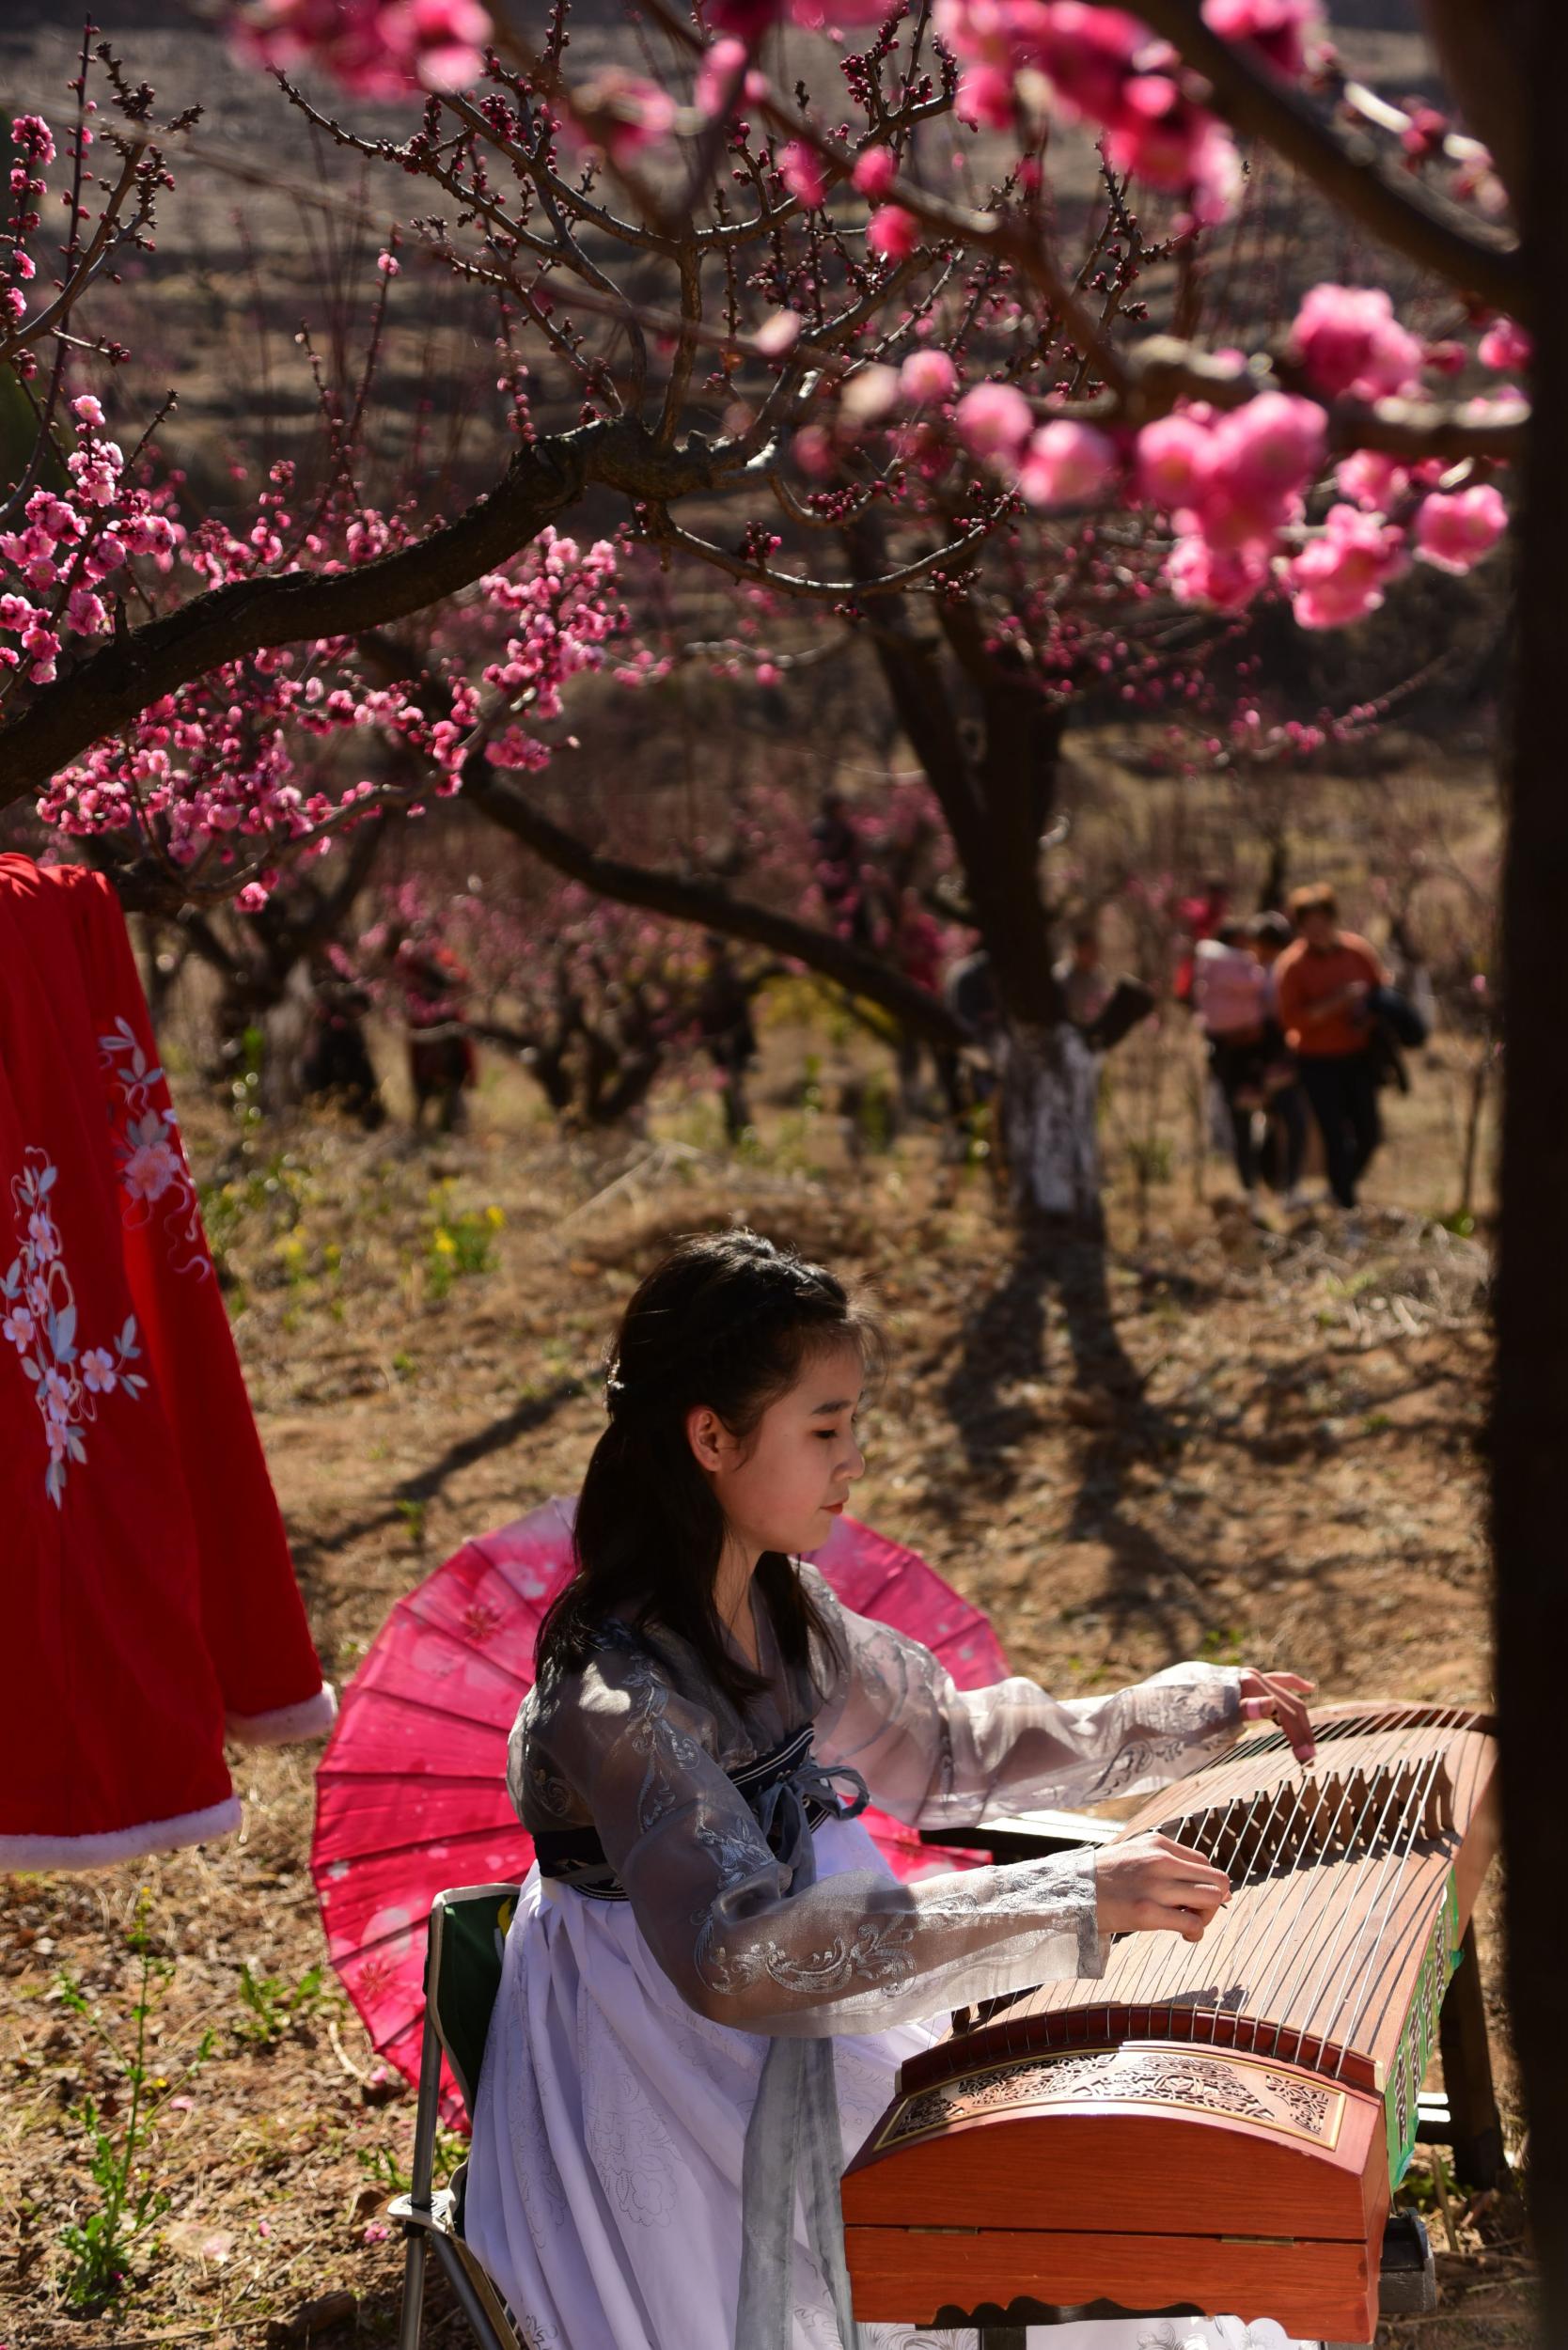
left=121, top=1133, right=180, bottom=1203
left=3, top=1146, right=148, bottom=1503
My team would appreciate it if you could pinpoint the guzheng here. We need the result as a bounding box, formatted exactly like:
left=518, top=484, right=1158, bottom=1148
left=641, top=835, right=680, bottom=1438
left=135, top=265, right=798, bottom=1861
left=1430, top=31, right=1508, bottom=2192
left=842, top=1703, right=1499, bottom=2343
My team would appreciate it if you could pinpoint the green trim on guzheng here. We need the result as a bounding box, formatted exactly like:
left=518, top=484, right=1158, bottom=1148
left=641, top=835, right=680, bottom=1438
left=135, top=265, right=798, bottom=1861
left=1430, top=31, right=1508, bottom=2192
left=1386, top=1872, right=1460, bottom=2186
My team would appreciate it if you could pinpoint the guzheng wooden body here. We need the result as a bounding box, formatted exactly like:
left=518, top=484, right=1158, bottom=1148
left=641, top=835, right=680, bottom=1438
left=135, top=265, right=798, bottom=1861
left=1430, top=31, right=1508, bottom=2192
left=842, top=1703, right=1498, bottom=2344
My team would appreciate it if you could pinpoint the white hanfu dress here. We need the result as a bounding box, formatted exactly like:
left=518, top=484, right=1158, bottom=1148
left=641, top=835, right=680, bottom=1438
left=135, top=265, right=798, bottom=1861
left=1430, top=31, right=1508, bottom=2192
left=464, top=1564, right=1315, bottom=2350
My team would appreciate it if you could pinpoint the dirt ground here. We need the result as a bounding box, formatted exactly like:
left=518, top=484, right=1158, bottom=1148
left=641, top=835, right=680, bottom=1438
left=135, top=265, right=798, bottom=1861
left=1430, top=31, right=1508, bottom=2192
left=0, top=1026, right=1533, bottom=2350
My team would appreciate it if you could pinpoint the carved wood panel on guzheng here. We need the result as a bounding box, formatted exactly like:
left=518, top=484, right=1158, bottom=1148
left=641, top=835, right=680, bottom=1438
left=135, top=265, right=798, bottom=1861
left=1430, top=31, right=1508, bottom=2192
left=841, top=1703, right=1499, bottom=2345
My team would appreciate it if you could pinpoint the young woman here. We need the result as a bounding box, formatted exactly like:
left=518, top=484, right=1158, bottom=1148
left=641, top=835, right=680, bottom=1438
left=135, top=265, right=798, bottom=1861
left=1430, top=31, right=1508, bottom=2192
left=464, top=1230, right=1317, bottom=2350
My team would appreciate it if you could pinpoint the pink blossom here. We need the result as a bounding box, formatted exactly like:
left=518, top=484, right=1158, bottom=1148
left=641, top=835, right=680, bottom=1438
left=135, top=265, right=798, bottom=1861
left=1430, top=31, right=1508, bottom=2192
left=71, top=394, right=105, bottom=429
left=376, top=250, right=400, bottom=277
left=900, top=349, right=958, bottom=405
left=1031, top=5, right=1150, bottom=123
left=853, top=147, right=900, bottom=199
left=567, top=70, right=678, bottom=164
left=954, top=64, right=1016, bottom=128
left=1137, top=410, right=1215, bottom=511
left=81, top=1347, right=118, bottom=1394
left=955, top=381, right=1033, bottom=461
left=840, top=365, right=900, bottom=424
left=1290, top=284, right=1423, bottom=402
left=1017, top=418, right=1118, bottom=507
left=1200, top=0, right=1320, bottom=75
left=778, top=143, right=827, bottom=211
left=1201, top=392, right=1326, bottom=540
left=1, top=1306, right=36, bottom=1350
left=1335, top=448, right=1409, bottom=512
left=1478, top=316, right=1531, bottom=373
left=754, top=309, right=802, bottom=358
left=1165, top=534, right=1270, bottom=612
left=1413, top=483, right=1508, bottom=574
left=695, top=39, right=765, bottom=116
left=235, top=0, right=493, bottom=97
left=1285, top=502, right=1406, bottom=628
left=867, top=206, right=919, bottom=262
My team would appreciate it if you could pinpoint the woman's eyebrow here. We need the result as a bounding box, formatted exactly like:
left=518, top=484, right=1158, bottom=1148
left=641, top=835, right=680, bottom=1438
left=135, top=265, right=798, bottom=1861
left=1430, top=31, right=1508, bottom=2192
left=809, top=1397, right=858, bottom=1415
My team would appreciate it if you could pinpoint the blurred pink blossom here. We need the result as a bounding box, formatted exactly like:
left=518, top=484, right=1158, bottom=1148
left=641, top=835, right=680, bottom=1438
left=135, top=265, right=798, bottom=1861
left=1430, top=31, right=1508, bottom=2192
left=1290, top=284, right=1423, bottom=402
left=1017, top=419, right=1118, bottom=507
left=1285, top=502, right=1406, bottom=627
left=954, top=382, right=1033, bottom=460
left=1413, top=483, right=1508, bottom=574
left=867, top=206, right=919, bottom=261
left=900, top=349, right=958, bottom=404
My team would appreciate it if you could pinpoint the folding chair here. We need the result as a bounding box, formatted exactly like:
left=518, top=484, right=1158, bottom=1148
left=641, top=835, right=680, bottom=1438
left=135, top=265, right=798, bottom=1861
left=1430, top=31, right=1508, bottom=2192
left=392, top=1884, right=524, bottom=2350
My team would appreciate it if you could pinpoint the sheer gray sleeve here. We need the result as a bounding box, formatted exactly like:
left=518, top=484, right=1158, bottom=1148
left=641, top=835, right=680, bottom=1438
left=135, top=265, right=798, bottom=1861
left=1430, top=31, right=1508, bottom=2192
left=538, top=1639, right=1107, bottom=2040
left=804, top=1566, right=1242, bottom=1828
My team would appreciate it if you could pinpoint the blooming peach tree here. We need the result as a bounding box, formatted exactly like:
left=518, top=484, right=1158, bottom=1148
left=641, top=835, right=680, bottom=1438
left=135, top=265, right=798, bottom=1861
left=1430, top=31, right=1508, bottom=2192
left=0, top=2, right=1526, bottom=1217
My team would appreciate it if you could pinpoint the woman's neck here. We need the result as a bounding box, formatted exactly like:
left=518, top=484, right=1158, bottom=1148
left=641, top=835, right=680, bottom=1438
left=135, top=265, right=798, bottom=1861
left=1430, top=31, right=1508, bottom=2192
left=714, top=1534, right=762, bottom=1672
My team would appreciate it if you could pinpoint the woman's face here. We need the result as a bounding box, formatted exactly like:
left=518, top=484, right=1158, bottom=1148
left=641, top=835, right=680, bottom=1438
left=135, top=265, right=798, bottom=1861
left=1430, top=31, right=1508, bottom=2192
left=688, top=1335, right=866, bottom=1560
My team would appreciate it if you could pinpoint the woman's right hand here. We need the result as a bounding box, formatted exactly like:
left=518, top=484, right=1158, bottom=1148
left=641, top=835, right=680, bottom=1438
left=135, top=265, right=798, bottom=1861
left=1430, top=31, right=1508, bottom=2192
left=1095, top=1832, right=1231, bottom=1944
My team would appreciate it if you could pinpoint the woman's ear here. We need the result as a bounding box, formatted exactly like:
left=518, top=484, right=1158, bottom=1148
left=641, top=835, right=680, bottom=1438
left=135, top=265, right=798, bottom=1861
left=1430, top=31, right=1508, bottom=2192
left=685, top=1402, right=727, bottom=1474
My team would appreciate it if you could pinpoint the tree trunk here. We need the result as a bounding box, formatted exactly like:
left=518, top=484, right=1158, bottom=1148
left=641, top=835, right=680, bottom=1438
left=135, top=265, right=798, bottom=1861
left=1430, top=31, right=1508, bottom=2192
left=996, top=1020, right=1102, bottom=1226
left=1492, top=0, right=1568, bottom=2331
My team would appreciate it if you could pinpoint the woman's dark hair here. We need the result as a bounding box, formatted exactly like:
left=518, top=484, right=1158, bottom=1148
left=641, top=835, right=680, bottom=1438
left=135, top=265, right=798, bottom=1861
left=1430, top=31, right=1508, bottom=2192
left=536, top=1230, right=883, bottom=1709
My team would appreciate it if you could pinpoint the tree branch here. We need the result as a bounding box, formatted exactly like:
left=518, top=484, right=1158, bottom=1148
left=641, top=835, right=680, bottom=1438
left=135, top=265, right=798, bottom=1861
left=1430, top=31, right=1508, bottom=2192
left=464, top=762, right=966, bottom=1047
left=1123, top=0, right=1528, bottom=317
left=0, top=420, right=725, bottom=806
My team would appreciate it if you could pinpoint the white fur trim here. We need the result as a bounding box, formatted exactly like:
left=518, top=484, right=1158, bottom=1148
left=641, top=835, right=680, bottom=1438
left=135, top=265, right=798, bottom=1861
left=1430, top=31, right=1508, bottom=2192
left=0, top=1795, right=242, bottom=1871
left=226, top=1684, right=338, bottom=1747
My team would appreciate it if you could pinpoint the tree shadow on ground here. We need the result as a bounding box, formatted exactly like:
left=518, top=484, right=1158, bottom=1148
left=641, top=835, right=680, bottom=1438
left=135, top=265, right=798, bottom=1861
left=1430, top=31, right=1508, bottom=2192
left=289, top=1375, right=588, bottom=1591
left=939, top=1230, right=1208, bottom=1656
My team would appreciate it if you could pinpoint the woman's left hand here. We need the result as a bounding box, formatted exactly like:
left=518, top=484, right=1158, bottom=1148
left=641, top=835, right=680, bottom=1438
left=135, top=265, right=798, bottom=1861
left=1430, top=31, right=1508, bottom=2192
left=1238, top=1668, right=1316, bottom=1763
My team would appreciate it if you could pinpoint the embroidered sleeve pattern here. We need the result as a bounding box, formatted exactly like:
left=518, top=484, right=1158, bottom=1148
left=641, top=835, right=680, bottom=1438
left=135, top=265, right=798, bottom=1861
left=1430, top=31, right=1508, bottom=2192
left=517, top=1634, right=1108, bottom=2040
left=803, top=1565, right=1242, bottom=1828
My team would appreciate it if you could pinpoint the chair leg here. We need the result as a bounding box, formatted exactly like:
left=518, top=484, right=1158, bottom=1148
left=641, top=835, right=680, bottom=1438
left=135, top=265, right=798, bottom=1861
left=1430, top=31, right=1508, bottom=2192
left=398, top=2006, right=447, bottom=2348
left=432, top=2229, right=518, bottom=2350
left=398, top=2225, right=430, bottom=2350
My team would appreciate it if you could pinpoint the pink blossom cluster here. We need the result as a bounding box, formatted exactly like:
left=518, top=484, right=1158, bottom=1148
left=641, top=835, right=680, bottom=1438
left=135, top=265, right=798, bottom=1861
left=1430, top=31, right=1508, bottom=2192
left=5, top=114, right=55, bottom=337
left=0, top=400, right=181, bottom=685
left=1289, top=284, right=1423, bottom=402
left=1137, top=392, right=1327, bottom=612
left=933, top=1, right=1242, bottom=222
left=32, top=489, right=625, bottom=902
left=475, top=530, right=625, bottom=771
left=230, top=0, right=493, bottom=98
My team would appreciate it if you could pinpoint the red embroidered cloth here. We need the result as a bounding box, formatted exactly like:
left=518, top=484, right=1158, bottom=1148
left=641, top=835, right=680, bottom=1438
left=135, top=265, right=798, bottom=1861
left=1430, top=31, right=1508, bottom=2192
left=1, top=856, right=334, bottom=1867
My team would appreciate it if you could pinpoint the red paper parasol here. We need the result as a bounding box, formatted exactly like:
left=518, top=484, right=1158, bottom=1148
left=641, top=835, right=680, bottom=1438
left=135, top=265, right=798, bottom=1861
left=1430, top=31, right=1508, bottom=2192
left=312, top=1499, right=1008, bottom=2117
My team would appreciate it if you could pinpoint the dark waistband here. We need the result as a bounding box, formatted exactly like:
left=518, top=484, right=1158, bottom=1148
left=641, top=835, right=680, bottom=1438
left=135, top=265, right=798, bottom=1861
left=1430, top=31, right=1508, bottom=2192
left=534, top=1723, right=825, bottom=1903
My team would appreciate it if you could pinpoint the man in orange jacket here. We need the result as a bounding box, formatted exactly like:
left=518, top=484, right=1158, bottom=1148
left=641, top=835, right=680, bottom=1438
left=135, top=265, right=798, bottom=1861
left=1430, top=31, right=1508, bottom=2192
left=1273, top=884, right=1388, bottom=1211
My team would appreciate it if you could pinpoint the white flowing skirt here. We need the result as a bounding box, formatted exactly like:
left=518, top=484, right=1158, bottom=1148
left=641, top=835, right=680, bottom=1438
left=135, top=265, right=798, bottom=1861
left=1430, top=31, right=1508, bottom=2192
left=464, top=1815, right=1316, bottom=2350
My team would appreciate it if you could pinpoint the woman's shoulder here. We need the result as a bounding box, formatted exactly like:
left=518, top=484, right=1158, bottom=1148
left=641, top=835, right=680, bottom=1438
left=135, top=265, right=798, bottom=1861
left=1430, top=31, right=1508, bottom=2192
left=510, top=1624, right=724, bottom=1825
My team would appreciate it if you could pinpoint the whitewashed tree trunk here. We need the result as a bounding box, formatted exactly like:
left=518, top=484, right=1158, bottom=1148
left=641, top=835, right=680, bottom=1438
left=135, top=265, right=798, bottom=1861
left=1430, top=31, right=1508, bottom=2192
left=996, top=1019, right=1102, bottom=1225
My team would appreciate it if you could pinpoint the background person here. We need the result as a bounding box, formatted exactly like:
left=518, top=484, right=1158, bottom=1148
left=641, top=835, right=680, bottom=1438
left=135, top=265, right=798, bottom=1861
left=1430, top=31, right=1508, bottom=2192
left=1191, top=918, right=1271, bottom=1198
left=1247, top=911, right=1309, bottom=1207
left=1274, top=885, right=1388, bottom=1211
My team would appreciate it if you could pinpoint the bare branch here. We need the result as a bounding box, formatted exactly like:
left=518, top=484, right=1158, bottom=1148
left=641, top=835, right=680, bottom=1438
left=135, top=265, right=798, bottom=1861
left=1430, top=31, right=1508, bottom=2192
left=465, top=760, right=966, bottom=1047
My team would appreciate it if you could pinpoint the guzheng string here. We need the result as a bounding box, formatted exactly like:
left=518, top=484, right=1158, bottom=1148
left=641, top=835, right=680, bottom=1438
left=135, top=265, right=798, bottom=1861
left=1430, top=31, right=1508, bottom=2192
left=1225, top=1706, right=1465, bottom=2050
left=1233, top=1708, right=1448, bottom=2033
left=1089, top=1705, right=1469, bottom=2067
left=1272, top=1708, right=1466, bottom=2070
left=1325, top=1724, right=1467, bottom=2075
